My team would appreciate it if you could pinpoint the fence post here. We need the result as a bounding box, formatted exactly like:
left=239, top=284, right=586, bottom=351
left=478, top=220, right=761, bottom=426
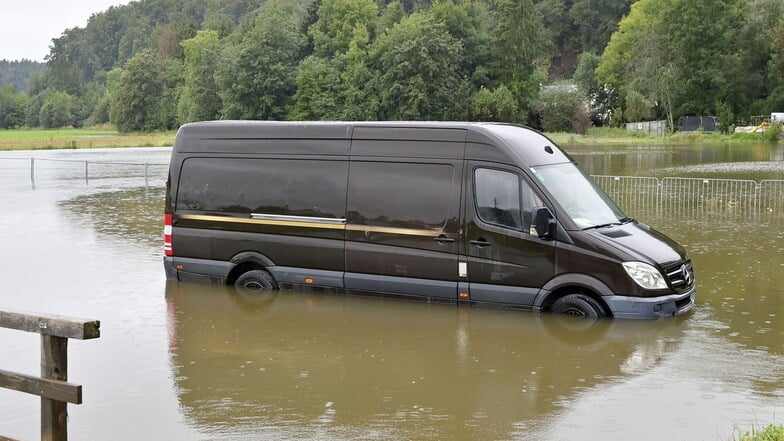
left=31, top=158, right=35, bottom=186
left=145, top=161, right=149, bottom=188
left=84, top=161, right=89, bottom=185
left=0, top=311, right=99, bottom=441
left=41, top=335, right=68, bottom=441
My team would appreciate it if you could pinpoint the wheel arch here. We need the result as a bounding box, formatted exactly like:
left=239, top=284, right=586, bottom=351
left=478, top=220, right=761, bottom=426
left=226, top=251, right=275, bottom=285
left=536, top=274, right=614, bottom=317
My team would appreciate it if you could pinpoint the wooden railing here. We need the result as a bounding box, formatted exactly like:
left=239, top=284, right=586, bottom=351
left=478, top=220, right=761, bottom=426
left=0, top=310, right=100, bottom=441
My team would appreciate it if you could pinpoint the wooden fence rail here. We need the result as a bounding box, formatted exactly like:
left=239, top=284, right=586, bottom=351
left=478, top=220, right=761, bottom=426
left=0, top=310, right=100, bottom=441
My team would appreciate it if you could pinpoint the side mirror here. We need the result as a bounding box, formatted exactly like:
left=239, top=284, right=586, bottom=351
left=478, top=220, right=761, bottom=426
left=532, top=206, right=556, bottom=240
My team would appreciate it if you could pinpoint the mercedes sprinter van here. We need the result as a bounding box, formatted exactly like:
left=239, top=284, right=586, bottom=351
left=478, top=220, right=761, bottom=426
left=164, top=121, right=696, bottom=319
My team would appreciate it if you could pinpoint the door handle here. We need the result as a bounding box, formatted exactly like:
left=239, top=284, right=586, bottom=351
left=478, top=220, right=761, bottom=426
left=469, top=238, right=491, bottom=247
left=434, top=235, right=455, bottom=244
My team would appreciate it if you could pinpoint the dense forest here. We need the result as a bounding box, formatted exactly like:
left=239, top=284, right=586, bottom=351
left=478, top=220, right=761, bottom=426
left=0, top=0, right=783, bottom=133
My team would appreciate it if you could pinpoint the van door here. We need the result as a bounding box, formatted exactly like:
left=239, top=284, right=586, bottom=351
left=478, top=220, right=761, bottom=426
left=463, top=162, right=556, bottom=307
left=344, top=158, right=463, bottom=300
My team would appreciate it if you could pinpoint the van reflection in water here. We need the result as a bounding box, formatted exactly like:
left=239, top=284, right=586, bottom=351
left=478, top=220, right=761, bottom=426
left=165, top=281, right=687, bottom=440
left=164, top=121, right=695, bottom=318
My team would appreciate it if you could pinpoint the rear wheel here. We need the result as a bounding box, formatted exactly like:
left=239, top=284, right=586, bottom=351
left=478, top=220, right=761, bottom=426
left=550, top=294, right=606, bottom=319
left=234, top=270, right=277, bottom=291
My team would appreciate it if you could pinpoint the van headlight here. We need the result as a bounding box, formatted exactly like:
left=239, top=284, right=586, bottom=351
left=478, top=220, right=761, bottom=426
left=622, top=262, right=667, bottom=290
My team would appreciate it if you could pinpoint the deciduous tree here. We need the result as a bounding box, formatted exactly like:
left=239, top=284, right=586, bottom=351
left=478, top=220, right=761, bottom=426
left=179, top=30, right=222, bottom=123
left=110, top=50, right=162, bottom=132
left=217, top=3, right=306, bottom=120
left=371, top=13, right=469, bottom=120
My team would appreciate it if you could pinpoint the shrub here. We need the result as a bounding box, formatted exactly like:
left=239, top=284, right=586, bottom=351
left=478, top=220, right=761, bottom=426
left=537, top=87, right=592, bottom=134
left=765, top=121, right=782, bottom=143
left=471, top=85, right=520, bottom=122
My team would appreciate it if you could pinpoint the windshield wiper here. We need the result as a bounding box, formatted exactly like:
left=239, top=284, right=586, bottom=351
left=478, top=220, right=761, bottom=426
left=583, top=218, right=633, bottom=230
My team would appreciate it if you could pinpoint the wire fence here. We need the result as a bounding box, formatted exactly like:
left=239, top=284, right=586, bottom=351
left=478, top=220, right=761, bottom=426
left=0, top=157, right=169, bottom=187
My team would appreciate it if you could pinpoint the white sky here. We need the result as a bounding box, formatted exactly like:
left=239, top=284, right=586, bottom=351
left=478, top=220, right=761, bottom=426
left=0, top=0, right=132, bottom=62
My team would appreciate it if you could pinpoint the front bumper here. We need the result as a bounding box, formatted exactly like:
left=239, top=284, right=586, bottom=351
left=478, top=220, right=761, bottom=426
left=603, top=286, right=696, bottom=319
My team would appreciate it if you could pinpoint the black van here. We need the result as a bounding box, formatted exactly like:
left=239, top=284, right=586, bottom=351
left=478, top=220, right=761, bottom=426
left=164, top=121, right=696, bottom=319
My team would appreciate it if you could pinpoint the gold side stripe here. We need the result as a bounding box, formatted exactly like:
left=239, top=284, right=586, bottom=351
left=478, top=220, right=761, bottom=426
left=345, top=224, right=443, bottom=237
left=178, top=214, right=346, bottom=230
left=177, top=214, right=448, bottom=237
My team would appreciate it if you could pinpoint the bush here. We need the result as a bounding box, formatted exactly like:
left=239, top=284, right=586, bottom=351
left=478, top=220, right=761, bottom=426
left=471, top=85, right=520, bottom=122
left=765, top=121, right=782, bottom=142
left=623, top=90, right=653, bottom=122
left=537, top=87, right=592, bottom=134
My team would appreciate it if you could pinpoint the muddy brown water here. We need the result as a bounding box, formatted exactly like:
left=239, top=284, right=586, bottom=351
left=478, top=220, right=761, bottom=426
left=0, top=143, right=782, bottom=440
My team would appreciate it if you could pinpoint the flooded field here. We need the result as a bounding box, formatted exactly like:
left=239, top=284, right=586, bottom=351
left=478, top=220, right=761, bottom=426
left=0, top=143, right=782, bottom=440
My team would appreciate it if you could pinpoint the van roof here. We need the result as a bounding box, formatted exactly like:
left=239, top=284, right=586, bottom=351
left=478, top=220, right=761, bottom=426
left=174, top=121, right=570, bottom=166
left=177, top=120, right=518, bottom=139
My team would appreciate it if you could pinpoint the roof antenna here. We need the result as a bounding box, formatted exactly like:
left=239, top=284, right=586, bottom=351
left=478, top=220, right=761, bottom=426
left=544, top=145, right=554, bottom=154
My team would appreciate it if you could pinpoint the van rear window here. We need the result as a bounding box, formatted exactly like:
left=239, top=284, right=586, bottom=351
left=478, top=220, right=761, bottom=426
left=176, top=158, right=348, bottom=219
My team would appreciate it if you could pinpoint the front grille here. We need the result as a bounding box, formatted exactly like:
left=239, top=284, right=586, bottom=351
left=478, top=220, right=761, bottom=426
left=666, top=261, right=695, bottom=291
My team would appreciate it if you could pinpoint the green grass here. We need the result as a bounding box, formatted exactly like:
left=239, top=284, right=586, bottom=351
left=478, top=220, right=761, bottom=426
left=0, top=128, right=176, bottom=150
left=0, top=128, right=116, bottom=139
left=734, top=423, right=784, bottom=441
left=547, top=126, right=781, bottom=146
left=1, top=125, right=779, bottom=151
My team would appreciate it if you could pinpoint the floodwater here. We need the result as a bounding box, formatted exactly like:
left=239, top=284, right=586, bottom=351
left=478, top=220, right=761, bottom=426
left=0, top=142, right=782, bottom=440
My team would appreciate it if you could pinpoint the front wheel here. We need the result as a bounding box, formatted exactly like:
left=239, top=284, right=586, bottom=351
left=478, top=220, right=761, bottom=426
left=550, top=294, right=606, bottom=319
left=234, top=270, right=277, bottom=291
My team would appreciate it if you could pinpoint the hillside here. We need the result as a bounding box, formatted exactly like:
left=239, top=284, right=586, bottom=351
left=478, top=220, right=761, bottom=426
left=1, top=0, right=782, bottom=135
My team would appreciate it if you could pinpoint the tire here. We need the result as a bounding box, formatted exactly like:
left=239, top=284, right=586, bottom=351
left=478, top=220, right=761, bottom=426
left=234, top=270, right=277, bottom=291
left=550, top=294, right=606, bottom=319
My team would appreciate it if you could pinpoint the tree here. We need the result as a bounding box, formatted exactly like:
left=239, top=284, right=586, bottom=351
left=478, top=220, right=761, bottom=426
left=537, top=86, right=590, bottom=133
left=292, top=23, right=377, bottom=120
left=490, top=0, right=548, bottom=112
left=110, top=50, right=163, bottom=132
left=371, top=13, right=469, bottom=120
left=0, top=86, right=29, bottom=129
left=623, top=89, right=653, bottom=122
left=597, top=0, right=745, bottom=125
left=149, top=58, right=183, bottom=130
left=471, top=85, right=519, bottom=122
left=664, top=0, right=744, bottom=115
left=179, top=30, right=222, bottom=123
left=568, top=0, right=634, bottom=55
left=429, top=0, right=492, bottom=88
left=308, top=0, right=378, bottom=57
left=217, top=3, right=306, bottom=120
left=39, top=90, right=75, bottom=128
left=290, top=55, right=343, bottom=119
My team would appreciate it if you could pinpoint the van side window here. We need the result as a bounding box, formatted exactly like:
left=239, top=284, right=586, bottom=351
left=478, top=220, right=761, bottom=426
left=474, top=168, right=522, bottom=230
left=348, top=162, right=455, bottom=230
left=176, top=158, right=348, bottom=218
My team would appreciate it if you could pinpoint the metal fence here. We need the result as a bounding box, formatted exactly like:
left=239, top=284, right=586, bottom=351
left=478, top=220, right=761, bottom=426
left=591, top=176, right=661, bottom=216
left=0, top=157, right=169, bottom=187
left=591, top=175, right=784, bottom=221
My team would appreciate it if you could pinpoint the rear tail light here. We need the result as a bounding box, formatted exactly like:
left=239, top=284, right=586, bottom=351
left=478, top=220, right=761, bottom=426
left=164, top=214, right=173, bottom=256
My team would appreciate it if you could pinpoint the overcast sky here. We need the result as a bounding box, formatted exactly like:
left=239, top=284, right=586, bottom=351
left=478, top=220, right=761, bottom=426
left=1, top=0, right=132, bottom=62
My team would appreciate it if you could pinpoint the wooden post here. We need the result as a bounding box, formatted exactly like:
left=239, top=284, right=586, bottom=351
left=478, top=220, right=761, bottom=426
left=41, top=336, right=68, bottom=441
left=0, top=310, right=99, bottom=441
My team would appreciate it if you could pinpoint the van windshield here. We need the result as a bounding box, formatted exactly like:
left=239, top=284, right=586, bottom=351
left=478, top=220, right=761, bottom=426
left=531, top=162, right=628, bottom=230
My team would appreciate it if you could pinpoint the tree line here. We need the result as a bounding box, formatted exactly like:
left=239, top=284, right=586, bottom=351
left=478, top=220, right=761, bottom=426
left=1, top=0, right=782, bottom=133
